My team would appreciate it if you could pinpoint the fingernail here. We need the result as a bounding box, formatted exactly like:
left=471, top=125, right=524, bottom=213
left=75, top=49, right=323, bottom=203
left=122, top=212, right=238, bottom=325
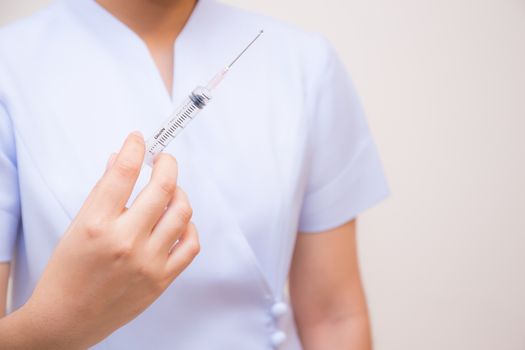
left=131, top=130, right=143, bottom=138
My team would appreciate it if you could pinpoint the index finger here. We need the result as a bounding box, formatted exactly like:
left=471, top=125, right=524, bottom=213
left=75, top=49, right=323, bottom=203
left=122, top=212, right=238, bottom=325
left=83, top=132, right=145, bottom=219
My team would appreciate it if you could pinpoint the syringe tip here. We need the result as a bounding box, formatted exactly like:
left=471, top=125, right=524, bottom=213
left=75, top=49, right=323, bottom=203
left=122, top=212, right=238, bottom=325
left=207, top=30, right=264, bottom=91
left=226, top=30, right=264, bottom=69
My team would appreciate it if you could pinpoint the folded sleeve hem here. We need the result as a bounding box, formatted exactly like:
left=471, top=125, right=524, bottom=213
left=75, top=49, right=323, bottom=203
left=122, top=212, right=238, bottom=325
left=298, top=141, right=389, bottom=233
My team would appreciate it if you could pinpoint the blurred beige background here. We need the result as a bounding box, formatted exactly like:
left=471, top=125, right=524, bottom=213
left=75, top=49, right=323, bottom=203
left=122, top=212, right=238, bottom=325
left=1, top=0, right=524, bottom=349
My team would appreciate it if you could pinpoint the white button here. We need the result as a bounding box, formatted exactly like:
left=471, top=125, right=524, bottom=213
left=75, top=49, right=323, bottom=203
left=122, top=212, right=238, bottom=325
left=270, top=331, right=287, bottom=347
left=271, top=302, right=288, bottom=317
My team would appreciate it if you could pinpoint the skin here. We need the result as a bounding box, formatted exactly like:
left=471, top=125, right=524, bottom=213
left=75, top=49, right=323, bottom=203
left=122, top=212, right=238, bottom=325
left=96, top=0, right=198, bottom=95
left=1, top=0, right=372, bottom=348
left=0, top=133, right=200, bottom=349
left=292, top=221, right=372, bottom=350
left=0, top=265, right=7, bottom=317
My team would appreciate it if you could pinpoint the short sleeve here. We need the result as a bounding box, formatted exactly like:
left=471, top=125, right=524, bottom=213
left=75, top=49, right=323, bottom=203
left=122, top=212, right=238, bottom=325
left=0, top=102, right=20, bottom=261
left=298, top=37, right=389, bottom=233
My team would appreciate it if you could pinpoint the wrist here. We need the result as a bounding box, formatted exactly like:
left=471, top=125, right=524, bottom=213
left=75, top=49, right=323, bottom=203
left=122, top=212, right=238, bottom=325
left=3, top=299, right=85, bottom=350
left=0, top=304, right=40, bottom=349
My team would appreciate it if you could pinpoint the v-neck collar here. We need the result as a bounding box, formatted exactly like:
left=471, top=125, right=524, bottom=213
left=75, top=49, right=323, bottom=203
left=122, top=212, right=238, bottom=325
left=63, top=0, right=212, bottom=104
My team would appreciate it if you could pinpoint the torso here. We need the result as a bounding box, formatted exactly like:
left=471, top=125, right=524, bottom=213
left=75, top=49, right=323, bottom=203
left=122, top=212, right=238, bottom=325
left=0, top=1, right=318, bottom=348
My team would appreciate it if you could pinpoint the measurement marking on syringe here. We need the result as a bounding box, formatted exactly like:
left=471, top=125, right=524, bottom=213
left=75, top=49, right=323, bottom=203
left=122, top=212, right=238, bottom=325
left=161, top=130, right=172, bottom=141
left=174, top=120, right=183, bottom=129
left=151, top=102, right=202, bottom=154
left=163, top=131, right=174, bottom=141
left=151, top=98, right=209, bottom=150
left=163, top=129, right=174, bottom=139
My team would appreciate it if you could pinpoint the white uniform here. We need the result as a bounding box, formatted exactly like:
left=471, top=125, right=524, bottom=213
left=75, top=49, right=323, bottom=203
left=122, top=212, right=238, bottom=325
left=0, top=0, right=389, bottom=348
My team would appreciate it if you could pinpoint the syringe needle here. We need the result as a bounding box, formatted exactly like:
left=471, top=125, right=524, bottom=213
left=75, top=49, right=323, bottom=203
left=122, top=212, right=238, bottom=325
left=226, top=30, right=264, bottom=70
left=206, top=29, right=264, bottom=90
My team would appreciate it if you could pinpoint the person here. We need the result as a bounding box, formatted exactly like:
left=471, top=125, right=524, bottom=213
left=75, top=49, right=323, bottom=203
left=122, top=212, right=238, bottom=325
left=0, top=134, right=201, bottom=349
left=0, top=0, right=389, bottom=349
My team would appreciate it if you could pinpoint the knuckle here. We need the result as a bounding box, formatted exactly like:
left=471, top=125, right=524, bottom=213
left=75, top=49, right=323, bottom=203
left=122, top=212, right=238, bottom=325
left=176, top=201, right=193, bottom=223
left=111, top=239, right=134, bottom=260
left=114, top=157, right=141, bottom=178
left=186, top=239, right=201, bottom=258
left=84, top=220, right=105, bottom=239
left=156, top=176, right=177, bottom=196
left=137, top=262, right=163, bottom=284
left=183, top=227, right=200, bottom=258
left=176, top=187, right=189, bottom=201
left=164, top=222, right=184, bottom=239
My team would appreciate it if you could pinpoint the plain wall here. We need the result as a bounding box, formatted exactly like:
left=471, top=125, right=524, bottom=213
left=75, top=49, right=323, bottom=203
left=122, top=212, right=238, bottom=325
left=1, top=1, right=524, bottom=349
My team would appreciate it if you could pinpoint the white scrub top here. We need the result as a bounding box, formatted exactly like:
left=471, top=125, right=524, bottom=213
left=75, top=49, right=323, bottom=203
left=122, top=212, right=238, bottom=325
left=0, top=0, right=389, bottom=348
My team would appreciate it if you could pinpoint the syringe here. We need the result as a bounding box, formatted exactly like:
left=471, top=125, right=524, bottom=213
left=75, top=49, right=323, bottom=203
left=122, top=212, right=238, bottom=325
left=144, top=30, right=264, bottom=166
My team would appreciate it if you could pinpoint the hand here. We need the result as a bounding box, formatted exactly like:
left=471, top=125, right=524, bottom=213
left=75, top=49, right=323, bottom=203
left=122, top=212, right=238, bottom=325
left=12, top=132, right=200, bottom=349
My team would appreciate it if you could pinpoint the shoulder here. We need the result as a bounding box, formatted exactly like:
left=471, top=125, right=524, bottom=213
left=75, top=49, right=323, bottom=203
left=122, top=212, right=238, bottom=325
left=0, top=2, right=82, bottom=103
left=0, top=2, right=72, bottom=72
left=0, top=3, right=62, bottom=49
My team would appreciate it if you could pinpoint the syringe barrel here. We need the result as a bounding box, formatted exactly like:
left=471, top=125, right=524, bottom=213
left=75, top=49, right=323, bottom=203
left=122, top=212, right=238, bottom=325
left=144, top=87, right=212, bottom=166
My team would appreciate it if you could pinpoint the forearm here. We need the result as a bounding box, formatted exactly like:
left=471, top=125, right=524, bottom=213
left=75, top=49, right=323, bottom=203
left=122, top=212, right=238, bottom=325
left=0, top=295, right=5, bottom=317
left=291, top=221, right=372, bottom=349
left=0, top=303, right=85, bottom=350
left=0, top=264, right=52, bottom=349
left=0, top=306, right=42, bottom=349
left=0, top=308, right=28, bottom=349
left=296, top=311, right=372, bottom=350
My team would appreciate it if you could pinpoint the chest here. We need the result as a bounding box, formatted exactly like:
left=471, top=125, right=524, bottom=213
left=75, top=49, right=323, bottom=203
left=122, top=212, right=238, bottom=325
left=12, top=56, right=308, bottom=281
